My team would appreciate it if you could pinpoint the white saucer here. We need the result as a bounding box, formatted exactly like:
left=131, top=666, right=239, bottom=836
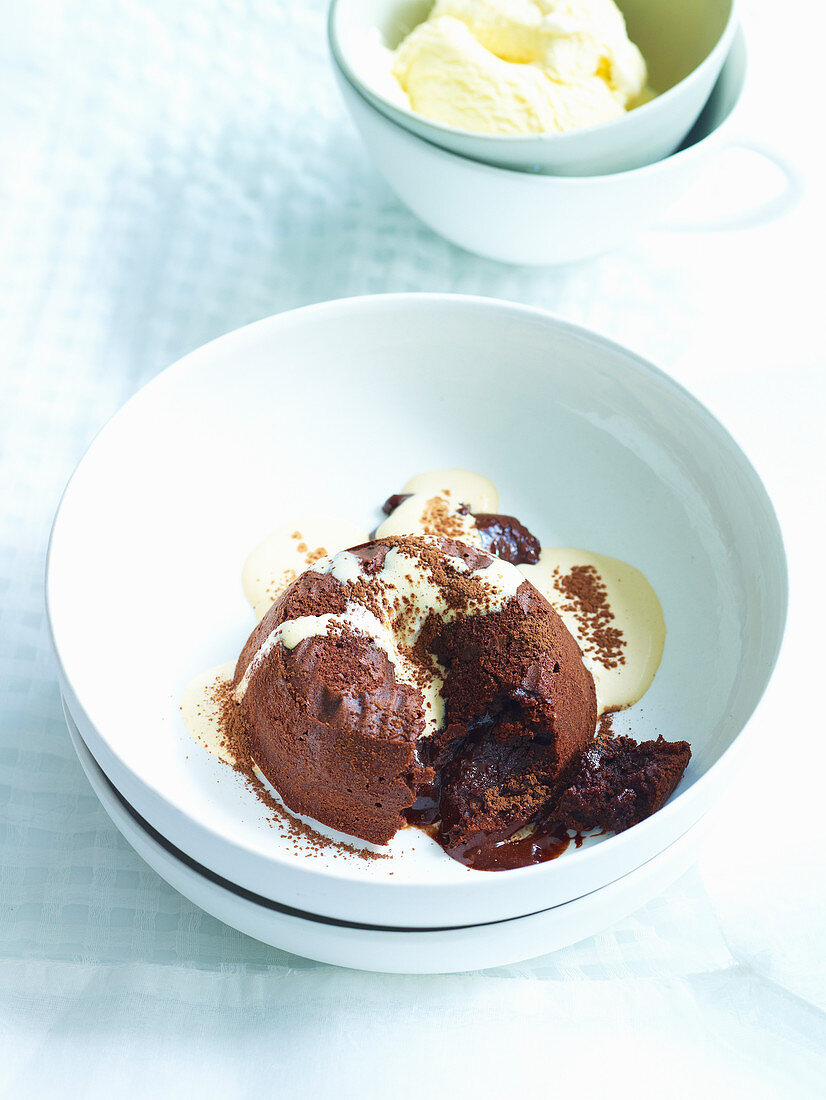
left=46, top=295, right=787, bottom=927
left=65, top=696, right=707, bottom=973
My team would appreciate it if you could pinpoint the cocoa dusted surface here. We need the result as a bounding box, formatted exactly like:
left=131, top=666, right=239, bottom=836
left=234, top=570, right=425, bottom=846
left=419, top=579, right=598, bottom=852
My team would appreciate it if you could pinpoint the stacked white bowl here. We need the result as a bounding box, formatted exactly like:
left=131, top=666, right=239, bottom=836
left=47, top=295, right=788, bottom=972
left=328, top=0, right=799, bottom=263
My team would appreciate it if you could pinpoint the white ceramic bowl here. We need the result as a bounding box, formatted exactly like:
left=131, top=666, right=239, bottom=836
left=47, top=295, right=787, bottom=929
left=329, top=0, right=738, bottom=175
left=65, top=699, right=708, bottom=973
left=334, top=30, right=799, bottom=264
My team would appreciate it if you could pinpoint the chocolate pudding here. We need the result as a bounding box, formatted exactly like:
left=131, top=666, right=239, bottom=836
left=231, top=535, right=597, bottom=848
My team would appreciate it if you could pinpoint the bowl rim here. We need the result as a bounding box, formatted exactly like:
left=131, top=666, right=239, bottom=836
left=65, top=698, right=709, bottom=934
left=328, top=0, right=740, bottom=150
left=46, top=292, right=788, bottom=904
left=65, top=703, right=710, bottom=975
left=333, top=26, right=747, bottom=184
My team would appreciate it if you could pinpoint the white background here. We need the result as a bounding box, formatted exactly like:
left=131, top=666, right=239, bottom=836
left=1, top=0, right=824, bottom=1096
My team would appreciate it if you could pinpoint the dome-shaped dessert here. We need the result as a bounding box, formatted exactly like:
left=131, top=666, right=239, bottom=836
left=232, top=535, right=597, bottom=848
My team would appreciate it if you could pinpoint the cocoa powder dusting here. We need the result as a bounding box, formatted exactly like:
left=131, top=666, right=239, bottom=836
left=554, top=564, right=626, bottom=669
left=211, top=678, right=388, bottom=862
left=418, top=495, right=473, bottom=541
left=344, top=536, right=499, bottom=631
left=597, top=711, right=615, bottom=739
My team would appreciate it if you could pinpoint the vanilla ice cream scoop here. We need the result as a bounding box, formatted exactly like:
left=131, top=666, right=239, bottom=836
left=391, top=0, right=650, bottom=136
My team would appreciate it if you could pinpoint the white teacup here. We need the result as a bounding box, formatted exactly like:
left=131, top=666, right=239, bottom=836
left=332, top=29, right=801, bottom=265
left=330, top=0, right=739, bottom=175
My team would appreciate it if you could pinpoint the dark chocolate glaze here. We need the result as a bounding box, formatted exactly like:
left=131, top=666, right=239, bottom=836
left=473, top=513, right=541, bottom=565
left=382, top=492, right=412, bottom=515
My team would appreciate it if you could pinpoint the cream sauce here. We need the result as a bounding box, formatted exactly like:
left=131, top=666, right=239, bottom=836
left=242, top=518, right=368, bottom=621
left=180, top=660, right=237, bottom=765
left=400, top=469, right=498, bottom=512
left=375, top=469, right=499, bottom=544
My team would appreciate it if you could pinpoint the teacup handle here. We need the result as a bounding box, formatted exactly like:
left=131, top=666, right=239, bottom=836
left=658, top=138, right=803, bottom=233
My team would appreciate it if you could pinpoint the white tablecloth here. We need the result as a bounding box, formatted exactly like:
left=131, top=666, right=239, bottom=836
left=1, top=1, right=824, bottom=1095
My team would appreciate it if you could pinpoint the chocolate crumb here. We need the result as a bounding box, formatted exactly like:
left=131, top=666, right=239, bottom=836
left=548, top=735, right=691, bottom=834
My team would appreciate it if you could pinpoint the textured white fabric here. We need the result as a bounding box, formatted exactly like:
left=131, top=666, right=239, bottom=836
left=1, top=0, right=824, bottom=1095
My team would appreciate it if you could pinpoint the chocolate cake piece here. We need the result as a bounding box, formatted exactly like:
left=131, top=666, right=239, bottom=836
left=551, top=735, right=692, bottom=834
left=226, top=529, right=691, bottom=869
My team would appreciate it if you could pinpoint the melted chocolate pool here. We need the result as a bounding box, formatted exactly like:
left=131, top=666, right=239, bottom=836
left=450, top=828, right=575, bottom=872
